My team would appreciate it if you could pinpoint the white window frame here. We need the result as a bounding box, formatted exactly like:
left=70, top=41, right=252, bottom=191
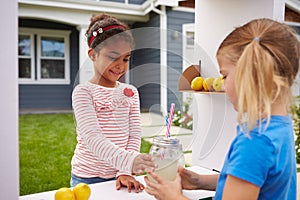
left=18, top=31, right=35, bottom=83
left=182, top=23, right=195, bottom=70
left=182, top=23, right=195, bottom=104
left=18, top=28, right=71, bottom=85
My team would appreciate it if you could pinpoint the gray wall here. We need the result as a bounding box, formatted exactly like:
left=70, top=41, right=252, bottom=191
left=130, top=9, right=195, bottom=113
left=167, top=9, right=195, bottom=110
left=131, top=12, right=161, bottom=112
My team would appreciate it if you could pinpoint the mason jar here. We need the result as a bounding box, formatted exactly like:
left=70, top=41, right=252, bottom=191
left=148, top=136, right=184, bottom=182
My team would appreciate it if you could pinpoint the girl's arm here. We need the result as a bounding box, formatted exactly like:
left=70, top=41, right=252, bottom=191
left=222, top=175, right=260, bottom=200
left=117, top=87, right=142, bottom=177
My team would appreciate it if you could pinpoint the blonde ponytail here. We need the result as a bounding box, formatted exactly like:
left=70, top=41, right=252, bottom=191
left=235, top=39, right=274, bottom=132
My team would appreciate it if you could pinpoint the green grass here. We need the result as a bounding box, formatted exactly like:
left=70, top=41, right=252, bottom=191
left=140, top=138, right=152, bottom=154
left=19, top=113, right=77, bottom=195
left=19, top=113, right=152, bottom=196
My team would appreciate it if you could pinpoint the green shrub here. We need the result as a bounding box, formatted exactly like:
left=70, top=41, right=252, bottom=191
left=292, top=95, right=300, bottom=163
left=172, top=98, right=193, bottom=130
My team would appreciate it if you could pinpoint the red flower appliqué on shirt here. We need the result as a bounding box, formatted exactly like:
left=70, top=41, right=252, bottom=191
left=123, top=88, right=134, bottom=97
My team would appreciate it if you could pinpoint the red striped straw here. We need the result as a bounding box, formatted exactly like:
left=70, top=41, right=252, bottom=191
left=166, top=103, right=175, bottom=139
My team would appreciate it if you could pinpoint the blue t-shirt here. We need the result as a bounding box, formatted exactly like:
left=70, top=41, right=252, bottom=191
left=215, top=115, right=296, bottom=200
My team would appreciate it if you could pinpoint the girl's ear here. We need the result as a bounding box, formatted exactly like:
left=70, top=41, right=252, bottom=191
left=88, top=48, right=96, bottom=61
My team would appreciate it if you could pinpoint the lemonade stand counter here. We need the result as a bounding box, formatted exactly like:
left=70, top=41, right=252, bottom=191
left=19, top=166, right=216, bottom=200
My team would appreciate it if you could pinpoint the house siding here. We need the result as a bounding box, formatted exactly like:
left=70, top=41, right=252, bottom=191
left=130, top=9, right=195, bottom=113
left=18, top=3, right=195, bottom=112
left=19, top=19, right=79, bottom=110
left=131, top=12, right=161, bottom=112
left=100, top=0, right=146, bottom=4
left=167, top=9, right=195, bottom=110
left=129, top=0, right=146, bottom=4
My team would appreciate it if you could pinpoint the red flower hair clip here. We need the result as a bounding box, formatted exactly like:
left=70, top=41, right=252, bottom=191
left=123, top=88, right=134, bottom=97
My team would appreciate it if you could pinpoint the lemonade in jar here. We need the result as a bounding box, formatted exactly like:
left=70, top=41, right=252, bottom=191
left=148, top=136, right=184, bottom=182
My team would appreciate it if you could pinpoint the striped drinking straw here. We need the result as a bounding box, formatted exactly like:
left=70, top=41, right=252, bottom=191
left=166, top=103, right=175, bottom=139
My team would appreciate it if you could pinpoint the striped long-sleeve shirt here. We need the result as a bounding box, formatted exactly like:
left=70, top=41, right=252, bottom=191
left=71, top=81, right=141, bottom=178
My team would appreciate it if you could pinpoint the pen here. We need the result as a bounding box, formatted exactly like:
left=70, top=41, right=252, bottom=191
left=212, top=168, right=220, bottom=173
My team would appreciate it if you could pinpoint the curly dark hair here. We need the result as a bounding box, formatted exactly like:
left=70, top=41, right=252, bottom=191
left=86, top=13, right=134, bottom=50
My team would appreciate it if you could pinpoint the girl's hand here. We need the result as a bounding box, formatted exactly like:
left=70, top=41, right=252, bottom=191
left=132, top=154, right=156, bottom=174
left=179, top=166, right=218, bottom=191
left=116, top=175, right=144, bottom=193
left=144, top=171, right=188, bottom=200
left=178, top=166, right=201, bottom=190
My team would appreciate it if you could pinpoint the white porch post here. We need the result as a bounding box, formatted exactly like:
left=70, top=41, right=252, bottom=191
left=1, top=0, right=19, bottom=199
left=192, top=0, right=285, bottom=170
left=77, top=25, right=94, bottom=84
left=160, top=5, right=168, bottom=115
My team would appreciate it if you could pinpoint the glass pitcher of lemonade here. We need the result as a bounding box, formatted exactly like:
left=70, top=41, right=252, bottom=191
left=148, top=136, right=184, bottom=182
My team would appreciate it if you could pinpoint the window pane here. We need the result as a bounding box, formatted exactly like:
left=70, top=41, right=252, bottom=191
left=186, top=31, right=194, bottom=46
left=19, top=58, right=31, bottom=78
left=19, top=35, right=31, bottom=56
left=41, top=59, right=65, bottom=79
left=41, top=36, right=65, bottom=57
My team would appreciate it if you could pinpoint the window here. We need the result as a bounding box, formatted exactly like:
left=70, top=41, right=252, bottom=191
left=186, top=31, right=194, bottom=47
left=19, top=34, right=34, bottom=80
left=19, top=28, right=70, bottom=84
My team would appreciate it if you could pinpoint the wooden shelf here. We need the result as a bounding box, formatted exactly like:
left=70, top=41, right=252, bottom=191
left=179, top=89, right=225, bottom=94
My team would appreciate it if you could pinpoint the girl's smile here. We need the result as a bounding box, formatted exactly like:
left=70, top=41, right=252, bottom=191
left=90, top=39, right=132, bottom=87
left=109, top=70, right=123, bottom=77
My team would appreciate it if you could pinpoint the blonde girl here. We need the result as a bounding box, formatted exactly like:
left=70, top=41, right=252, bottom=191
left=145, top=18, right=299, bottom=200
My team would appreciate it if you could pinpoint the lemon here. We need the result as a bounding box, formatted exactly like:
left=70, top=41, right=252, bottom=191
left=203, top=77, right=215, bottom=91
left=55, top=187, right=75, bottom=200
left=73, top=183, right=91, bottom=200
left=212, top=76, right=224, bottom=92
left=191, top=76, right=204, bottom=91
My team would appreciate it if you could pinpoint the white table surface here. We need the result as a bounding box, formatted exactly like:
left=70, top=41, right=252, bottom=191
left=19, top=166, right=216, bottom=200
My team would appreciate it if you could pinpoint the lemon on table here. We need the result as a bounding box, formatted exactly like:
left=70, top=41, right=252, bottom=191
left=191, top=76, right=204, bottom=91
left=203, top=77, right=215, bottom=91
left=55, top=187, right=75, bottom=200
left=213, top=76, right=224, bottom=92
left=73, top=183, right=91, bottom=200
